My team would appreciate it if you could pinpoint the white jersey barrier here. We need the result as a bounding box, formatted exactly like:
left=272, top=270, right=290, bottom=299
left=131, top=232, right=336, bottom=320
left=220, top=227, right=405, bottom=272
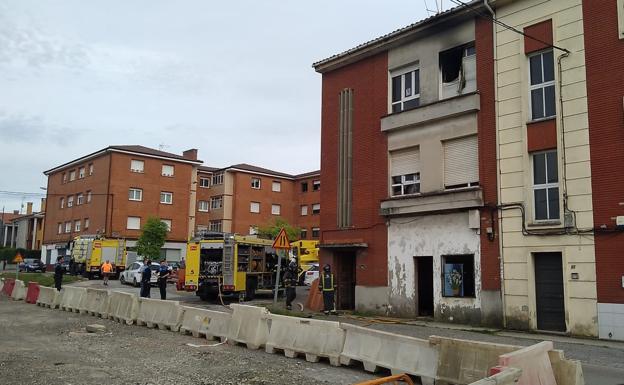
left=36, top=286, right=61, bottom=309
left=10, top=279, right=26, bottom=301
left=340, top=323, right=439, bottom=385
left=82, top=288, right=110, bottom=318
left=60, top=286, right=87, bottom=313
left=468, top=367, right=522, bottom=385
left=137, top=298, right=183, bottom=331
left=108, top=290, right=140, bottom=325
left=179, top=306, right=231, bottom=341
left=227, top=304, right=270, bottom=350
left=266, top=314, right=345, bottom=366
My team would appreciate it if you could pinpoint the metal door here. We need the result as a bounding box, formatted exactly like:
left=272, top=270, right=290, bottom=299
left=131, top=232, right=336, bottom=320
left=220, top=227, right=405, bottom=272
left=335, top=251, right=356, bottom=310
left=534, top=252, right=566, bottom=332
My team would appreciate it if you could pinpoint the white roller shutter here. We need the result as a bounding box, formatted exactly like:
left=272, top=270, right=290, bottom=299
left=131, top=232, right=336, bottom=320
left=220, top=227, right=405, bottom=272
left=391, top=147, right=420, bottom=176
left=444, top=135, right=479, bottom=188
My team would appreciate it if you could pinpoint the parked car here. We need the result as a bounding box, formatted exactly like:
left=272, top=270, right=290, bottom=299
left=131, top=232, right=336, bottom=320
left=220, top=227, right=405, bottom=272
left=303, top=263, right=319, bottom=286
left=119, top=262, right=159, bottom=287
left=19, top=258, right=46, bottom=273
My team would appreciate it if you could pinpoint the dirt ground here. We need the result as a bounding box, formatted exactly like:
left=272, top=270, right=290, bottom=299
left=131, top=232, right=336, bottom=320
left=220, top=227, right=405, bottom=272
left=0, top=297, right=377, bottom=385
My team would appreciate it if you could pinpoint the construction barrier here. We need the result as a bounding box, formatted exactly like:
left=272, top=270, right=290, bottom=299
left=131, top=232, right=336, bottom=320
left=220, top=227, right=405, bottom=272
left=498, top=341, right=557, bottom=385
left=59, top=286, right=87, bottom=313
left=107, top=290, right=140, bottom=325
left=340, top=323, right=438, bottom=385
left=0, top=278, right=4, bottom=293
left=305, top=278, right=323, bottom=312
left=25, top=282, right=40, bottom=304
left=467, top=367, right=522, bottom=385
left=179, top=306, right=231, bottom=341
left=227, top=304, right=270, bottom=350
left=429, top=335, right=520, bottom=385
left=11, top=279, right=26, bottom=301
left=137, top=298, right=183, bottom=331
left=266, top=314, right=345, bottom=366
left=2, top=278, right=15, bottom=296
left=82, top=288, right=110, bottom=318
left=36, top=286, right=61, bottom=308
left=548, top=349, right=585, bottom=385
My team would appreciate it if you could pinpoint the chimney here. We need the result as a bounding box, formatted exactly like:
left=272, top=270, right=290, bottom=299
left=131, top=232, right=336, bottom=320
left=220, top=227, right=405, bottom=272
left=182, top=149, right=198, bottom=160
left=40, top=198, right=46, bottom=212
left=13, top=210, right=19, bottom=215
left=26, top=202, right=33, bottom=215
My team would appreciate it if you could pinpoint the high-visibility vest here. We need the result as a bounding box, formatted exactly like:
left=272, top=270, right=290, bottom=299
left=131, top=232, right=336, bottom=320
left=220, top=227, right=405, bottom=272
left=102, top=263, right=113, bottom=273
left=321, top=273, right=334, bottom=292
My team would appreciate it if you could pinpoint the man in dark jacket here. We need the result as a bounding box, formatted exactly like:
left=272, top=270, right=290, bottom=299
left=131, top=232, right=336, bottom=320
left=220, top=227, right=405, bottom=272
left=158, top=260, right=170, bottom=300
left=140, top=259, right=152, bottom=298
left=318, top=264, right=337, bottom=315
left=54, top=256, right=64, bottom=291
left=283, top=261, right=298, bottom=310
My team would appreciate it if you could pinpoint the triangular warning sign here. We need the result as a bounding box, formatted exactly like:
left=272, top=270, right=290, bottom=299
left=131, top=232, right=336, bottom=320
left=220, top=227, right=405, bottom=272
left=272, top=228, right=291, bottom=249
left=13, top=253, right=23, bottom=263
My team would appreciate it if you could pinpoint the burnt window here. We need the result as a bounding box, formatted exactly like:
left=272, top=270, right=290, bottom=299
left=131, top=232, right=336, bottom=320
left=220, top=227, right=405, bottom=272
left=440, top=43, right=476, bottom=98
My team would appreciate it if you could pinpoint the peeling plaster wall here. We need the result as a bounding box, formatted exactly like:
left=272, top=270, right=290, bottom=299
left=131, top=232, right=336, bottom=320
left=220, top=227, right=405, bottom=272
left=388, top=211, right=482, bottom=323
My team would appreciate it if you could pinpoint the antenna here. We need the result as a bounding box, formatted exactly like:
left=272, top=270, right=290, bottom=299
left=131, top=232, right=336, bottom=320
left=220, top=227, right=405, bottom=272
left=423, top=0, right=436, bottom=15
left=158, top=143, right=170, bottom=151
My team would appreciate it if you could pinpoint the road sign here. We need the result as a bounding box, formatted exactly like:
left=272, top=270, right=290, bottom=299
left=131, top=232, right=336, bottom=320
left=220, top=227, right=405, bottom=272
left=13, top=254, right=23, bottom=263
left=272, top=228, right=290, bottom=249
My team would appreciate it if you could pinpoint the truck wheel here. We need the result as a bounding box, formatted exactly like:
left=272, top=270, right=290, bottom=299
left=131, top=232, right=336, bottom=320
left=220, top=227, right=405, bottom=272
left=245, top=277, right=257, bottom=301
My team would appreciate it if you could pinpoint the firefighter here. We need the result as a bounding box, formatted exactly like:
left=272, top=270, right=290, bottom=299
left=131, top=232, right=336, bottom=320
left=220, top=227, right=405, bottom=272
left=318, top=264, right=337, bottom=315
left=54, top=256, right=64, bottom=292
left=283, top=260, right=298, bottom=310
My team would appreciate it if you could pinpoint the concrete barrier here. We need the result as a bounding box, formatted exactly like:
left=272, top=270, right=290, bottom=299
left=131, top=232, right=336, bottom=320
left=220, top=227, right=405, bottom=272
left=265, top=314, right=345, bottom=366
left=2, top=278, right=15, bottom=297
left=467, top=367, right=522, bottom=385
left=25, top=282, right=40, bottom=304
left=108, top=290, right=139, bottom=325
left=137, top=298, right=182, bottom=331
left=227, top=304, right=270, bottom=350
left=0, top=278, right=4, bottom=293
left=340, top=323, right=438, bottom=385
left=498, top=341, right=556, bottom=385
left=82, top=288, right=110, bottom=318
left=59, top=286, right=87, bottom=313
left=429, top=335, right=520, bottom=385
left=10, top=279, right=26, bottom=301
left=548, top=349, right=584, bottom=385
left=179, top=306, right=231, bottom=341
left=36, top=286, right=61, bottom=309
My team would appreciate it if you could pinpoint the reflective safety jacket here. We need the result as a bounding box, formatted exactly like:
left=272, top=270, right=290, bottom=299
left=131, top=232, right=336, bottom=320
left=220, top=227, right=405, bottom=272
left=320, top=272, right=335, bottom=292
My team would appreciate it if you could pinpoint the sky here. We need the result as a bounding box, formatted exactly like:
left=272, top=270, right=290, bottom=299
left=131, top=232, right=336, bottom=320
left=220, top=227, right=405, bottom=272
left=0, top=0, right=448, bottom=213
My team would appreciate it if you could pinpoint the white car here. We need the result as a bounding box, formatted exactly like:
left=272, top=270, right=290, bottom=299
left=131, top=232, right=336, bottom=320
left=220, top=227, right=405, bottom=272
left=303, top=263, right=320, bottom=286
left=120, top=262, right=159, bottom=287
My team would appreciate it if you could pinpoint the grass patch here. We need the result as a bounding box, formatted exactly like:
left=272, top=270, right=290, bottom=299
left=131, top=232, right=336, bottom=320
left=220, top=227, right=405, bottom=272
left=0, top=272, right=83, bottom=287
left=267, top=305, right=313, bottom=319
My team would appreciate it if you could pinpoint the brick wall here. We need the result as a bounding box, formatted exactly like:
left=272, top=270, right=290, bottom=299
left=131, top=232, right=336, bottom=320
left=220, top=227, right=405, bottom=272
left=294, top=175, right=321, bottom=239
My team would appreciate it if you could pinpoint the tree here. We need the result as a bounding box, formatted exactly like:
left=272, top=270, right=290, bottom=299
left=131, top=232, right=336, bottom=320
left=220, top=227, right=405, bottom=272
left=256, top=218, right=300, bottom=242
left=136, top=217, right=168, bottom=260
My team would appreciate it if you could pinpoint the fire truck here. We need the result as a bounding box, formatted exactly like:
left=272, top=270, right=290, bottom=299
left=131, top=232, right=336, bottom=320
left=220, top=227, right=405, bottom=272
left=70, top=235, right=127, bottom=279
left=185, top=232, right=284, bottom=301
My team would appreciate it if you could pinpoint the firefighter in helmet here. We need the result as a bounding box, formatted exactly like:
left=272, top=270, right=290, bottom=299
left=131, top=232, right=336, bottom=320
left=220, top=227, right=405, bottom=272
left=283, top=260, right=298, bottom=310
left=318, top=263, right=337, bottom=315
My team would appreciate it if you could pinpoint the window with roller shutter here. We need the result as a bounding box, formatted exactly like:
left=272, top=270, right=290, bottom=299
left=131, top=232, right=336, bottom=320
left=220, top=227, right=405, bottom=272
left=390, top=147, right=420, bottom=196
left=443, top=135, right=479, bottom=190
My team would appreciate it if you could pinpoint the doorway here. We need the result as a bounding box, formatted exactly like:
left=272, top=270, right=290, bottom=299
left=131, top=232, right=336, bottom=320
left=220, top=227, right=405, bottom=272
left=415, top=256, right=434, bottom=316
left=534, top=252, right=566, bottom=332
left=334, top=251, right=356, bottom=310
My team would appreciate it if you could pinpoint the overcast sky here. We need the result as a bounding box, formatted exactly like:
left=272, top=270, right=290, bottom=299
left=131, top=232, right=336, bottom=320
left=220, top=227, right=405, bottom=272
left=0, top=0, right=447, bottom=213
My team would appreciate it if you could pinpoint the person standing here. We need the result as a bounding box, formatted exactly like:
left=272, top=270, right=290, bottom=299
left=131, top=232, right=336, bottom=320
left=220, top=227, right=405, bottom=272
left=101, top=260, right=113, bottom=286
left=283, top=261, right=297, bottom=310
left=318, top=264, right=337, bottom=315
left=158, top=260, right=170, bottom=300
left=140, top=259, right=152, bottom=298
left=54, top=256, right=64, bottom=292
left=2, top=259, right=6, bottom=270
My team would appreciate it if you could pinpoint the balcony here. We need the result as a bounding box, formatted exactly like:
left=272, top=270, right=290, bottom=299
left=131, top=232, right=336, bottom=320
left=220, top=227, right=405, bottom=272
left=380, top=187, right=483, bottom=217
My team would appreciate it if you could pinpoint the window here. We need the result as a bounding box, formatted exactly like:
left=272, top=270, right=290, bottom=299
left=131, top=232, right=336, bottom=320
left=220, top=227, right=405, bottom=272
left=440, top=43, right=476, bottom=99
left=250, top=202, right=260, bottom=213
left=60, top=197, right=65, bottom=209
left=74, top=220, right=81, bottom=232
left=67, top=195, right=74, bottom=208
left=301, top=205, right=308, bottom=216
left=210, top=196, right=223, bottom=209
left=199, top=178, right=210, bottom=188
left=271, top=204, right=281, bottom=215
left=69, top=170, right=76, bottom=181
left=251, top=177, right=261, bottom=189
left=64, top=221, right=71, bottom=233
left=313, top=180, right=320, bottom=191
left=198, top=200, right=209, bottom=212
left=129, top=188, right=143, bottom=201
left=161, top=219, right=172, bottom=232
left=312, top=203, right=320, bottom=215
left=442, top=255, right=475, bottom=297
left=160, top=192, right=173, bottom=205
left=390, top=147, right=421, bottom=196
left=272, top=181, right=281, bottom=192
left=57, top=223, right=62, bottom=234
left=62, top=173, right=67, bottom=183
left=312, top=227, right=320, bottom=238
left=127, top=216, right=141, bottom=230
left=249, top=225, right=258, bottom=235
left=76, top=193, right=84, bottom=205
left=212, top=172, right=224, bottom=185
left=86, top=191, right=92, bottom=203
left=88, top=163, right=93, bottom=176
left=300, top=229, right=307, bottom=239
left=443, top=135, right=479, bottom=189
left=391, top=65, right=420, bottom=112
left=209, top=220, right=222, bottom=232
left=78, top=167, right=85, bottom=179
left=196, top=225, right=208, bottom=235
left=130, top=159, right=145, bottom=173
left=533, top=150, right=559, bottom=221
left=84, top=218, right=89, bottom=229
left=301, top=182, right=308, bottom=192
left=529, top=50, right=555, bottom=120
left=161, top=164, right=174, bottom=177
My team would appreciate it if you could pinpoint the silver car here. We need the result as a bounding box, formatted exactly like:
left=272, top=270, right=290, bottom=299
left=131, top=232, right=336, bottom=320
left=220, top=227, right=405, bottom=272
left=119, top=262, right=159, bottom=287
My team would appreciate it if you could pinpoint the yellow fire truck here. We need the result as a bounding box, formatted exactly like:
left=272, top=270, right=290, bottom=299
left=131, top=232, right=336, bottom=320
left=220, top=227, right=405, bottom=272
left=70, top=235, right=127, bottom=279
left=290, top=240, right=320, bottom=284
left=185, top=232, right=283, bottom=301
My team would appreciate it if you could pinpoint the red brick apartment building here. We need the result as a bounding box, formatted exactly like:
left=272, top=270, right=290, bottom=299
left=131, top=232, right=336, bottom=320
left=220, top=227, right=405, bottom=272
left=313, top=3, right=501, bottom=324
